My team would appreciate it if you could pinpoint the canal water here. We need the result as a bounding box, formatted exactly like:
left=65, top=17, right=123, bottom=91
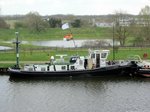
left=0, top=75, right=150, bottom=112
left=0, top=46, right=12, bottom=50
left=4, top=39, right=120, bottom=48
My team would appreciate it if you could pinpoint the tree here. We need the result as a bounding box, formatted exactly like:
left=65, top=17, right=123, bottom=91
left=128, top=17, right=141, bottom=46
left=14, top=21, right=25, bottom=29
left=137, top=5, right=150, bottom=45
left=24, top=12, right=46, bottom=32
left=71, top=19, right=81, bottom=28
left=0, top=8, right=9, bottom=29
left=48, top=18, right=62, bottom=28
left=113, top=11, right=130, bottom=46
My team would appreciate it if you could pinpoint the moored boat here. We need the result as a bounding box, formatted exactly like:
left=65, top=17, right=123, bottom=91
left=8, top=32, right=139, bottom=78
left=127, top=55, right=150, bottom=78
left=8, top=49, right=137, bottom=77
left=137, top=69, right=150, bottom=78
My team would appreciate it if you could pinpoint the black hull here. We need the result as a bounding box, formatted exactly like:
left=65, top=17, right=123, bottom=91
left=8, top=64, right=137, bottom=78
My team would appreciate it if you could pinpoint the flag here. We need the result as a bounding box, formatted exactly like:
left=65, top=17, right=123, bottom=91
left=63, top=34, right=73, bottom=41
left=62, top=23, right=69, bottom=30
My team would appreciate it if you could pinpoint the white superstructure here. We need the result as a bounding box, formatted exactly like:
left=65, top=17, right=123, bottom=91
left=23, top=49, right=110, bottom=72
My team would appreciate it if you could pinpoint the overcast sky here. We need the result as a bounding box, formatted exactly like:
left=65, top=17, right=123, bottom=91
left=0, top=0, right=150, bottom=15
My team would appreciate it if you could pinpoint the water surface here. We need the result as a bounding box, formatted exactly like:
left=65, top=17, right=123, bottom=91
left=4, top=39, right=120, bottom=48
left=0, top=75, right=150, bottom=112
left=0, top=46, right=12, bottom=50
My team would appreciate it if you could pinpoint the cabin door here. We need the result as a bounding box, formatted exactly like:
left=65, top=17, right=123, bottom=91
left=96, top=54, right=100, bottom=68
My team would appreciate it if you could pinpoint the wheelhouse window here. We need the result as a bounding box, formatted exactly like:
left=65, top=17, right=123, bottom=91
left=101, top=53, right=107, bottom=58
left=91, top=54, right=95, bottom=58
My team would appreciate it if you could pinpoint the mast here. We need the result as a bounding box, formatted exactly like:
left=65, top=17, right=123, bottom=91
left=15, top=32, right=20, bottom=68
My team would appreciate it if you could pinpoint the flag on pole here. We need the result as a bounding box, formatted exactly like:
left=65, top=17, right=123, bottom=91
left=62, top=23, right=69, bottom=30
left=63, top=34, right=73, bottom=41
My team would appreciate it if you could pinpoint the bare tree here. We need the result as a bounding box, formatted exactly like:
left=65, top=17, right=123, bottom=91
left=113, top=11, right=130, bottom=46
left=0, top=8, right=9, bottom=29
left=24, top=12, right=46, bottom=32
left=139, top=5, right=150, bottom=42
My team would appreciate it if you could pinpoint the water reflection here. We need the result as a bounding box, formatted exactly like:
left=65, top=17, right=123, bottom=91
left=4, top=39, right=120, bottom=48
left=30, top=39, right=120, bottom=48
left=1, top=76, right=150, bottom=112
left=9, top=75, right=146, bottom=83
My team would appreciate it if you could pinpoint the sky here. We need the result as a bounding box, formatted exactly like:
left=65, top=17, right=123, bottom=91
left=0, top=0, right=150, bottom=15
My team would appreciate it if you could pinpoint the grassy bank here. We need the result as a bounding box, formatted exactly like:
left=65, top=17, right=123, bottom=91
left=109, top=47, right=149, bottom=60
left=0, top=47, right=149, bottom=62
left=0, top=27, right=112, bottom=41
left=0, top=47, right=149, bottom=68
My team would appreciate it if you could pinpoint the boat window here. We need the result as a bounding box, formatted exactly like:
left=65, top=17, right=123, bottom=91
left=61, top=66, right=66, bottom=70
left=70, top=57, right=78, bottom=64
left=29, top=68, right=33, bottom=71
left=79, top=60, right=83, bottom=65
left=101, top=53, right=107, bottom=58
left=91, top=54, right=95, bottom=58
left=41, top=68, right=46, bottom=71
left=71, top=66, right=75, bottom=70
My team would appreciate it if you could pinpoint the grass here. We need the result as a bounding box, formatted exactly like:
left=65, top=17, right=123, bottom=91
left=0, top=49, right=88, bottom=67
left=108, top=47, right=149, bottom=60
left=0, top=27, right=112, bottom=41
left=0, top=63, right=14, bottom=68
left=0, top=49, right=87, bottom=61
left=0, top=47, right=149, bottom=61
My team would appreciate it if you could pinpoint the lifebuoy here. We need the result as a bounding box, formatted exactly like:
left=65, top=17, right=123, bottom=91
left=144, top=65, right=150, bottom=69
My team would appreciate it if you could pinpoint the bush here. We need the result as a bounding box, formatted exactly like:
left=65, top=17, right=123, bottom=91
left=0, top=17, right=9, bottom=29
left=71, top=19, right=81, bottom=28
left=14, top=21, right=25, bottom=29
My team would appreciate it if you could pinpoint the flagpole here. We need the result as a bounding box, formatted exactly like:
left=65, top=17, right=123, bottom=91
left=62, top=23, right=76, bottom=48
left=72, top=39, right=76, bottom=48
left=69, top=27, right=76, bottom=48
